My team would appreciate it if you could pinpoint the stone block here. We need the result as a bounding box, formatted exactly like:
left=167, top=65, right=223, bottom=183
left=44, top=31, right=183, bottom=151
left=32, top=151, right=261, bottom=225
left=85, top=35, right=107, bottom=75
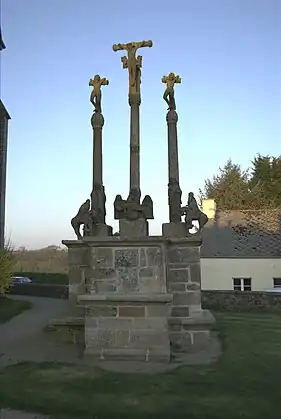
left=85, top=329, right=115, bottom=349
left=139, top=248, right=147, bottom=266
left=130, top=330, right=169, bottom=348
left=167, top=268, right=189, bottom=283
left=168, top=247, right=200, bottom=264
left=162, top=222, right=188, bottom=238
left=146, top=247, right=163, bottom=267
left=146, top=304, right=171, bottom=317
left=133, top=318, right=167, bottom=330
left=91, top=224, right=112, bottom=237
left=85, top=305, right=117, bottom=317
left=97, top=318, right=133, bottom=329
left=94, top=280, right=117, bottom=293
left=117, top=268, right=139, bottom=292
left=173, top=291, right=201, bottom=306
left=115, top=249, right=139, bottom=267
left=119, top=219, right=148, bottom=239
left=189, top=263, right=202, bottom=284
left=171, top=306, right=190, bottom=317
left=91, top=268, right=116, bottom=280
left=69, top=284, right=86, bottom=301
left=139, top=267, right=153, bottom=277
left=186, top=282, right=200, bottom=291
left=168, top=282, right=187, bottom=292
left=68, top=247, right=88, bottom=265
left=118, top=305, right=145, bottom=317
left=138, top=278, right=165, bottom=293
left=192, top=331, right=211, bottom=348
left=91, top=247, right=113, bottom=268
left=84, top=348, right=147, bottom=361
left=68, top=266, right=84, bottom=285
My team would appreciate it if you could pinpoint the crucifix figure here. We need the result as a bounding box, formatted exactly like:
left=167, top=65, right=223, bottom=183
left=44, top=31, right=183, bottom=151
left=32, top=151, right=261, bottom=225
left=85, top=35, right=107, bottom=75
left=113, top=40, right=153, bottom=96
left=89, top=74, right=109, bottom=113
left=162, top=72, right=181, bottom=111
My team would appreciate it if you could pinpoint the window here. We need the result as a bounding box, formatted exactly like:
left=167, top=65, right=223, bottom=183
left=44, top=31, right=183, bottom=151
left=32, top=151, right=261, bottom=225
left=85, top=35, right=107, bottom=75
left=233, top=278, right=252, bottom=291
left=273, top=278, right=281, bottom=289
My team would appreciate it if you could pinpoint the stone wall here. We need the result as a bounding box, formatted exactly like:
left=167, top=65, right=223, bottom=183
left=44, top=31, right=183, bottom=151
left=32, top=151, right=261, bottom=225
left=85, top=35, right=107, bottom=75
left=85, top=244, right=166, bottom=294
left=79, top=294, right=172, bottom=362
left=202, top=290, right=281, bottom=312
left=67, top=243, right=89, bottom=302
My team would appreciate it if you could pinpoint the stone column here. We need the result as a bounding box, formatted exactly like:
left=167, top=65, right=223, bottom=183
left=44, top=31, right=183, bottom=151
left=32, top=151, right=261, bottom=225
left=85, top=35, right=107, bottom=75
left=166, top=110, right=179, bottom=184
left=129, top=95, right=141, bottom=199
left=91, top=112, right=105, bottom=224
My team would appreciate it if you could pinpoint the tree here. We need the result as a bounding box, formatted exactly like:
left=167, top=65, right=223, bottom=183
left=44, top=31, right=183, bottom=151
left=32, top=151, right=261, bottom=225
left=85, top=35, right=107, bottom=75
left=0, top=246, right=14, bottom=295
left=200, top=155, right=281, bottom=210
left=200, top=159, right=251, bottom=210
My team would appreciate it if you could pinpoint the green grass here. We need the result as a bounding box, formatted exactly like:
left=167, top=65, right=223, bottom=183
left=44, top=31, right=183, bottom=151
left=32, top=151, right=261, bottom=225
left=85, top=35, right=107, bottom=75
left=0, top=311, right=281, bottom=419
left=0, top=296, right=32, bottom=323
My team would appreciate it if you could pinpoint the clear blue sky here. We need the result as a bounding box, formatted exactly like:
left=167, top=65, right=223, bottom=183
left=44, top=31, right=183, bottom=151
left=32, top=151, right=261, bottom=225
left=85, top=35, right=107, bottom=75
left=1, top=0, right=280, bottom=249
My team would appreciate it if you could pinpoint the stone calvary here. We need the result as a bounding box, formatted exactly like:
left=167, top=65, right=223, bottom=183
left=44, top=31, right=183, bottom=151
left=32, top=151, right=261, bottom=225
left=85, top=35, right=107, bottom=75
left=61, top=40, right=214, bottom=364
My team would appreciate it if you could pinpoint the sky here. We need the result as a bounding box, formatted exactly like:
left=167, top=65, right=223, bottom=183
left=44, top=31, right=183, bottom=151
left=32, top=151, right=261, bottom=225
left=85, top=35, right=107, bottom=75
left=0, top=0, right=280, bottom=249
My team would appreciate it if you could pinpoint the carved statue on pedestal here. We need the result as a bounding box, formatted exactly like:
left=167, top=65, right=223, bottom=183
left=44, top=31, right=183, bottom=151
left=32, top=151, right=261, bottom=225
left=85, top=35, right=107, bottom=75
left=181, top=192, right=208, bottom=232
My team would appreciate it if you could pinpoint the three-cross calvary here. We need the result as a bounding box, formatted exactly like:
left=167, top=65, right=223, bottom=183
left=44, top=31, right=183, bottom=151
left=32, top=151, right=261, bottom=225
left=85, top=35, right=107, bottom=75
left=162, top=72, right=181, bottom=111
left=89, top=74, right=109, bottom=114
left=112, top=40, right=153, bottom=95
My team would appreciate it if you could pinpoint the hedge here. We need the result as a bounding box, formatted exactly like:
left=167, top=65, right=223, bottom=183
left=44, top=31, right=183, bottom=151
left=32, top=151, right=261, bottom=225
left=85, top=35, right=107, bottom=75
left=13, top=272, right=68, bottom=285
left=9, top=283, right=68, bottom=299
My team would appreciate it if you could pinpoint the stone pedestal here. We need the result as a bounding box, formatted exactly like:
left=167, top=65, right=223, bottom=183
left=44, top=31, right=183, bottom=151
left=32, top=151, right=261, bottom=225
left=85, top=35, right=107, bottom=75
left=165, top=236, right=215, bottom=356
left=91, top=223, right=113, bottom=237
left=162, top=222, right=188, bottom=238
left=119, top=219, right=148, bottom=239
left=79, top=293, right=172, bottom=362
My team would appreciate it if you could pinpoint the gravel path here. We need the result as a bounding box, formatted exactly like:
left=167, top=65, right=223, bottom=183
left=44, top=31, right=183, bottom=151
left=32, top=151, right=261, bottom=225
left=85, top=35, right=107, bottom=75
left=0, top=295, right=80, bottom=367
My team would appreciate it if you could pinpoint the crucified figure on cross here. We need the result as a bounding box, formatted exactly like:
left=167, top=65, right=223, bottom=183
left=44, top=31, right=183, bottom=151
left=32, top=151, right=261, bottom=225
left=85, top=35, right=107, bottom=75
left=162, top=72, right=181, bottom=111
left=89, top=74, right=109, bottom=113
left=112, top=40, right=153, bottom=95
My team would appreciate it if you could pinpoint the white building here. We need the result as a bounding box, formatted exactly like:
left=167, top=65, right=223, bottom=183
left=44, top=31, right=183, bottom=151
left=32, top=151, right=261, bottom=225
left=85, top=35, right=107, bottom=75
left=200, top=200, right=281, bottom=292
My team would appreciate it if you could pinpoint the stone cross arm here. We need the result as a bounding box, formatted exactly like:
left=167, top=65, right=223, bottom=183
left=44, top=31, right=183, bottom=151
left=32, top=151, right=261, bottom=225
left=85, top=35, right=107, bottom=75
left=162, top=72, right=182, bottom=85
left=89, top=75, right=109, bottom=88
left=112, top=40, right=153, bottom=53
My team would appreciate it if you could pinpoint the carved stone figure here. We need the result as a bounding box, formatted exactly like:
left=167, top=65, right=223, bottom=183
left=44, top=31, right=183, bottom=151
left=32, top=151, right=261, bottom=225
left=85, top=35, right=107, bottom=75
left=162, top=72, right=181, bottom=111
left=114, top=193, right=154, bottom=221
left=112, top=40, right=153, bottom=96
left=168, top=178, right=182, bottom=223
left=71, top=199, right=91, bottom=240
left=181, top=192, right=208, bottom=232
left=89, top=74, right=109, bottom=113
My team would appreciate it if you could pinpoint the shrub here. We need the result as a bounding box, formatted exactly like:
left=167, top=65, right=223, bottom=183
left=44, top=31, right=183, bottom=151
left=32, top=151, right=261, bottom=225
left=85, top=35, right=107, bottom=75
left=0, top=246, right=14, bottom=295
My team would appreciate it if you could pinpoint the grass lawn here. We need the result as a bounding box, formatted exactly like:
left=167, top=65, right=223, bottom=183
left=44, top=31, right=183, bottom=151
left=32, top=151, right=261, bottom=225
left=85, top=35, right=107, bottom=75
left=0, top=296, right=32, bottom=323
left=0, top=311, right=281, bottom=419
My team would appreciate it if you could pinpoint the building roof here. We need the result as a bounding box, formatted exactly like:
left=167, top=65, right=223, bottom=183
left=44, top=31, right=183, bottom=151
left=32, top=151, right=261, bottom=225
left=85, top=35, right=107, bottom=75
left=0, top=101, right=11, bottom=119
left=0, top=26, right=6, bottom=51
left=201, top=209, right=281, bottom=258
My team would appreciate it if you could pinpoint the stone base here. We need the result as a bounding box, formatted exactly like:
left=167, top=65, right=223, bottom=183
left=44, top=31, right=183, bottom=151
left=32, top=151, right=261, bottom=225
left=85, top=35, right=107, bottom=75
left=90, top=224, right=113, bottom=237
left=168, top=309, right=215, bottom=356
left=78, top=293, right=172, bottom=362
left=119, top=219, right=148, bottom=239
left=162, top=222, right=190, bottom=238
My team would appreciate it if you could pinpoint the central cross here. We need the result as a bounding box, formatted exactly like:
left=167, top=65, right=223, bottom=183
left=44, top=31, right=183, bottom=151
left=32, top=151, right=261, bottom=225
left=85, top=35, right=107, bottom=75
left=113, top=40, right=152, bottom=97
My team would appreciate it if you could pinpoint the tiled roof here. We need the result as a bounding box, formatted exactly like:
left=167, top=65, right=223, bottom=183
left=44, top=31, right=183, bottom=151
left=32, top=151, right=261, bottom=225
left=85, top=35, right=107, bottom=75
left=201, top=210, right=281, bottom=257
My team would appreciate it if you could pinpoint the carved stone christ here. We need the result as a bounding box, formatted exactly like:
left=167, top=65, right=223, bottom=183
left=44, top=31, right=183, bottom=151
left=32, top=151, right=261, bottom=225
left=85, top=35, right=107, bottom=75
left=162, top=72, right=181, bottom=111
left=112, top=40, right=153, bottom=96
left=89, top=74, right=109, bottom=113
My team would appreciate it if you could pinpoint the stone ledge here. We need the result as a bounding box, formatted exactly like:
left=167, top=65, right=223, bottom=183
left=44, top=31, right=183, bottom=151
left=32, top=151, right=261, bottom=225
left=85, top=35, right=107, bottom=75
left=78, top=293, right=173, bottom=303
left=47, top=316, right=85, bottom=328
left=168, top=309, right=215, bottom=329
left=84, top=347, right=170, bottom=362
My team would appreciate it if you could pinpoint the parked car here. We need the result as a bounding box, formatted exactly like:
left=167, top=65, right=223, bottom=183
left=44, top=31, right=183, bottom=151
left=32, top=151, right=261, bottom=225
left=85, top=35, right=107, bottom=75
left=265, top=288, right=281, bottom=293
left=12, top=276, right=32, bottom=285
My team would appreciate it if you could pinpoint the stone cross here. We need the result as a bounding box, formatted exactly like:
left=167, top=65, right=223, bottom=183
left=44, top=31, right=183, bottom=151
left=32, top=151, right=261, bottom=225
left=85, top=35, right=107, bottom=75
left=162, top=72, right=181, bottom=111
left=113, top=40, right=152, bottom=100
left=163, top=73, right=182, bottom=223
left=89, top=75, right=109, bottom=225
left=89, top=74, right=109, bottom=114
left=112, top=40, right=153, bottom=201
